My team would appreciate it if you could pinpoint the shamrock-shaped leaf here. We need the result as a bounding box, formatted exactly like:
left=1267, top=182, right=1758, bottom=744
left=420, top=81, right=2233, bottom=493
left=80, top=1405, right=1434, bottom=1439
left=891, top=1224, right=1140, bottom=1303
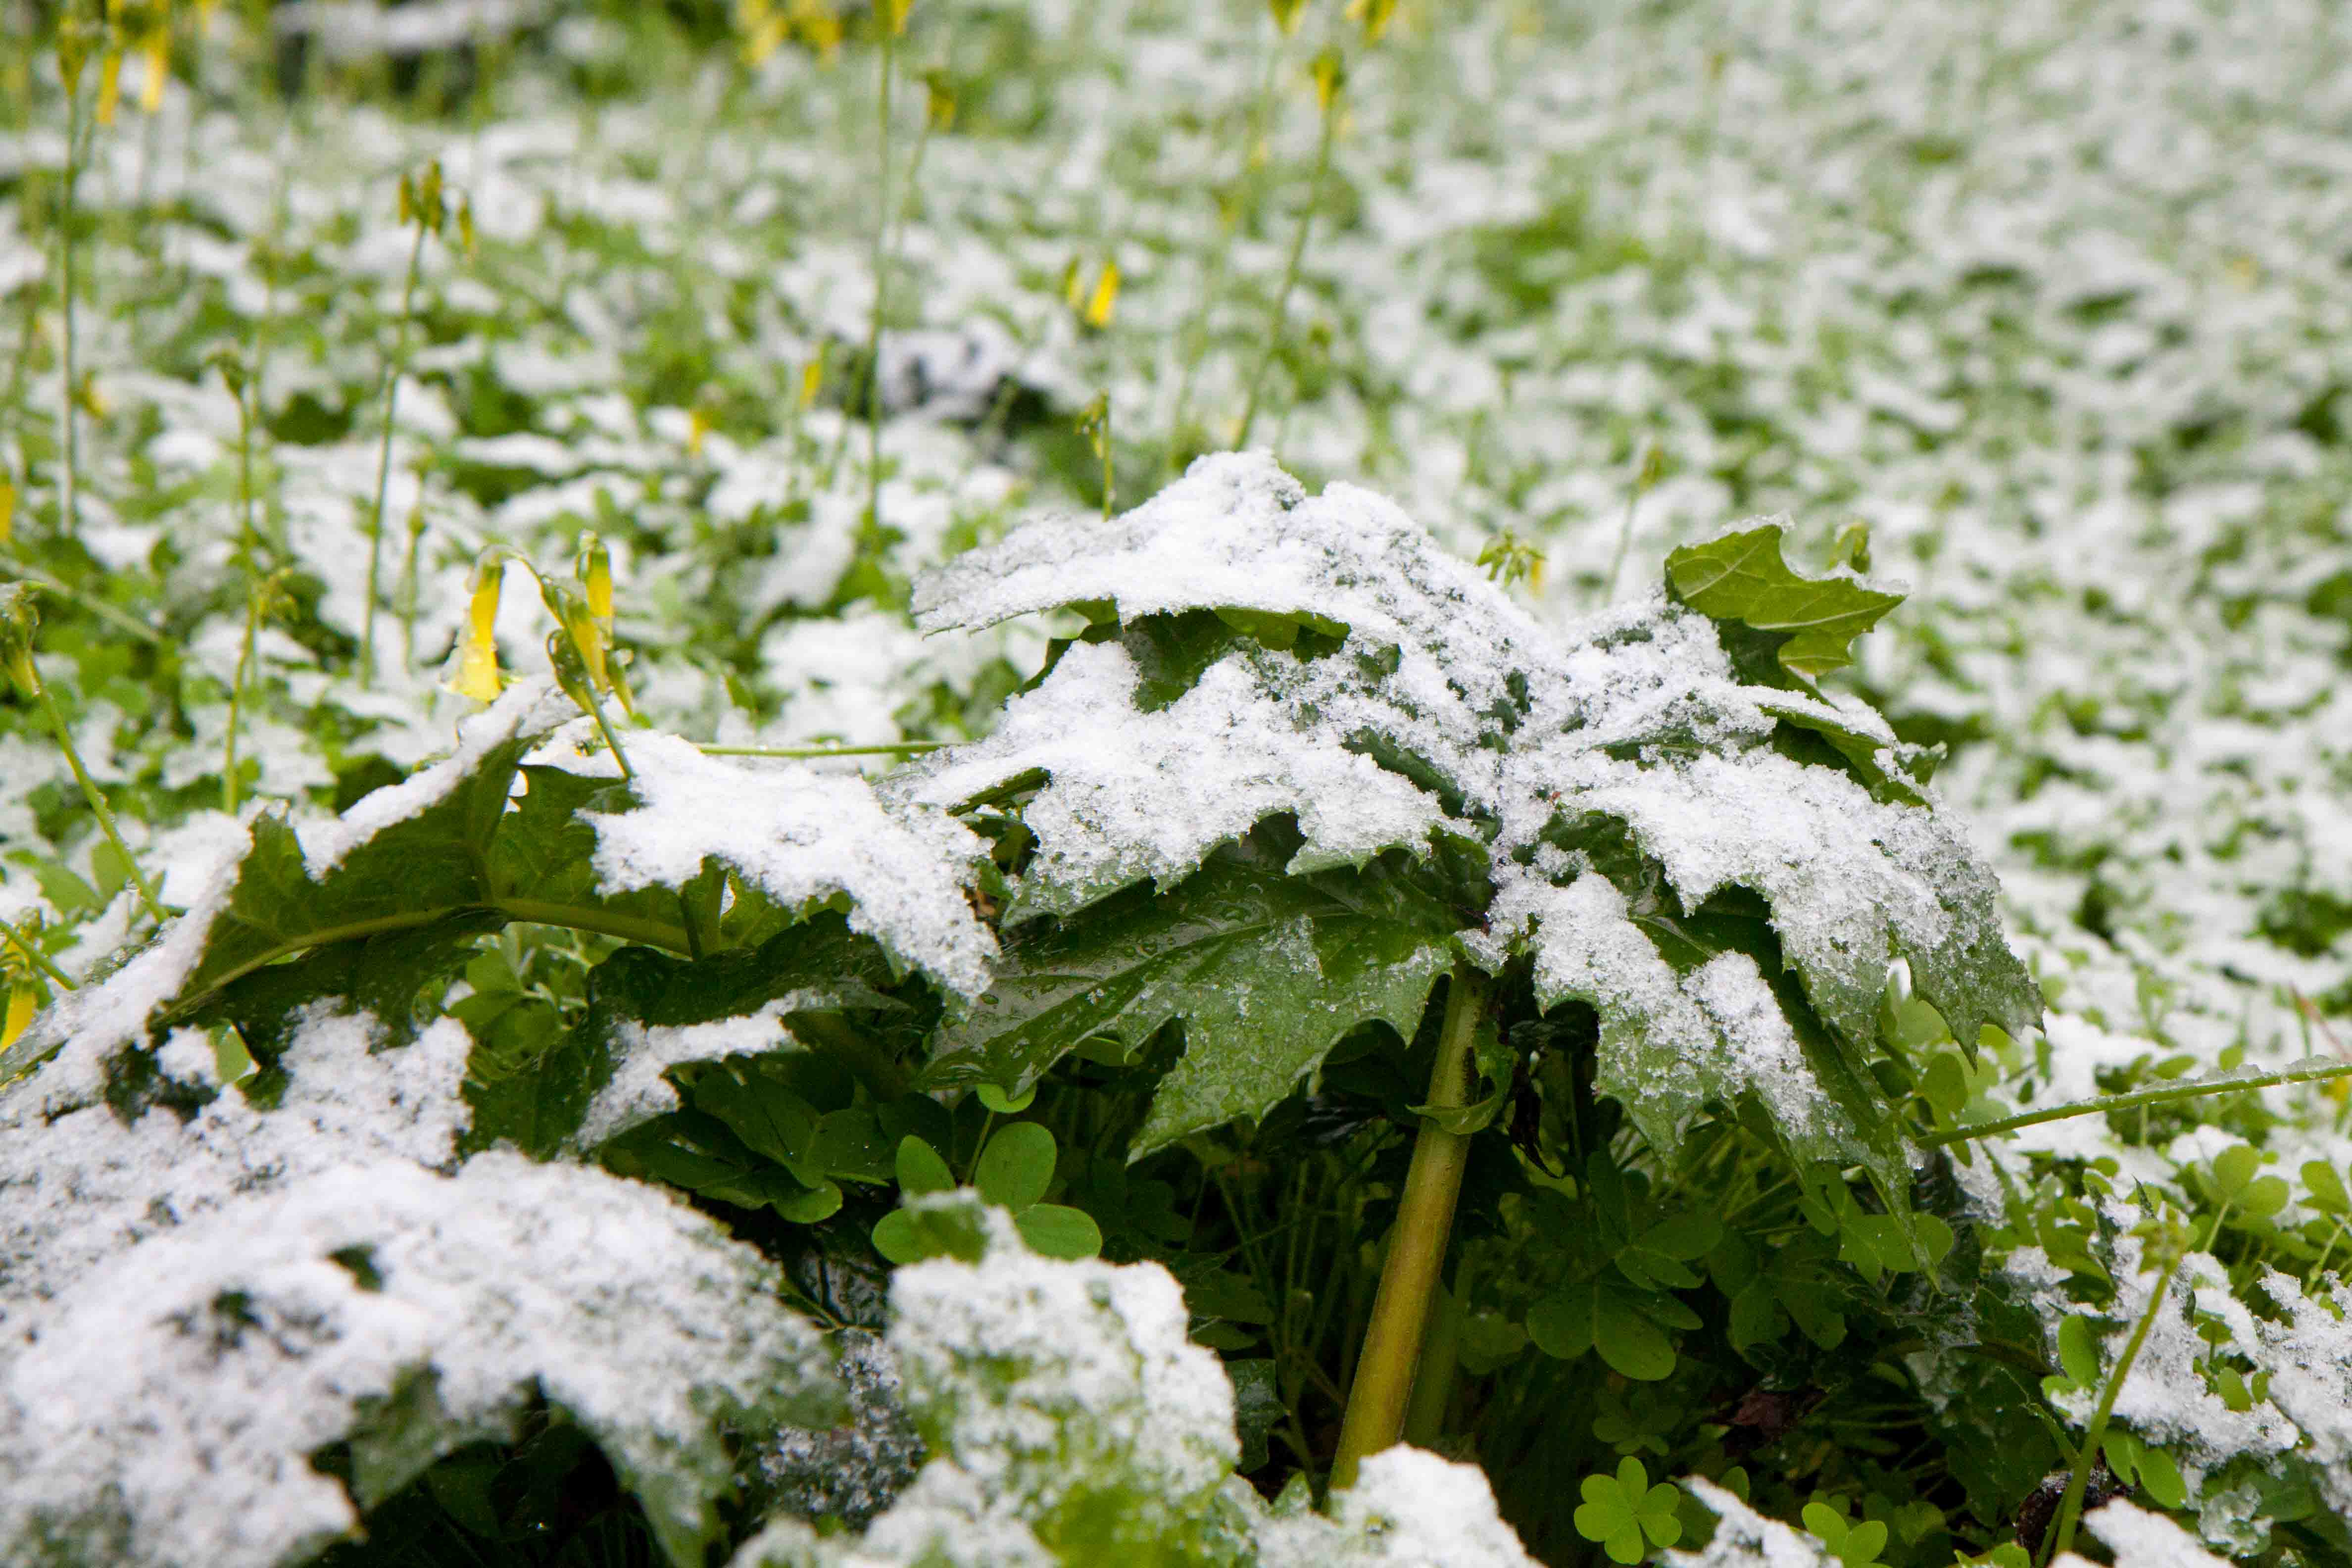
left=873, top=1122, right=1102, bottom=1264
left=2302, top=1159, right=2351, bottom=1218
left=1573, top=1457, right=1683, bottom=1564
left=1800, top=1501, right=1890, bottom=1568
left=2202, top=1144, right=2290, bottom=1222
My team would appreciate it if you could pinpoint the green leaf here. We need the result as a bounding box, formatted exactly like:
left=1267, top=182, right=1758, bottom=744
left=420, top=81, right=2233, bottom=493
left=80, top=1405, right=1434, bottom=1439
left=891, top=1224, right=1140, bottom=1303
left=2303, top=1160, right=2351, bottom=1218
left=1529, top=1279, right=1682, bottom=1381
left=1226, top=1359, right=1282, bottom=1473
left=927, top=836, right=1460, bottom=1157
left=975, top=1121, right=1058, bottom=1212
left=1663, top=523, right=1905, bottom=684
left=896, top=1135, right=955, bottom=1195
left=871, top=1208, right=924, bottom=1265
left=1013, top=1202, right=1103, bottom=1258
left=1573, top=1457, right=1681, bottom=1565
left=975, top=1081, right=1037, bottom=1113
left=2057, top=1314, right=2101, bottom=1387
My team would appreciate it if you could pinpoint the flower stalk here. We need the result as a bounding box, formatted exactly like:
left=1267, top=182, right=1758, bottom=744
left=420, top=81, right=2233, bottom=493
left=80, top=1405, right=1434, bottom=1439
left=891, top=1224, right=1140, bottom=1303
left=1332, top=961, right=1489, bottom=1491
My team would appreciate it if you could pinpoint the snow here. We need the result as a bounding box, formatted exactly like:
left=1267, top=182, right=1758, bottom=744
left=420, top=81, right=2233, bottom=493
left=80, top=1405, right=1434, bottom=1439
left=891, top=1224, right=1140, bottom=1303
left=0, top=1148, right=836, bottom=1568
left=2066, top=1499, right=2233, bottom=1568
left=1664, top=1479, right=1833, bottom=1568
left=911, top=452, right=2030, bottom=1166
left=587, top=733, right=997, bottom=997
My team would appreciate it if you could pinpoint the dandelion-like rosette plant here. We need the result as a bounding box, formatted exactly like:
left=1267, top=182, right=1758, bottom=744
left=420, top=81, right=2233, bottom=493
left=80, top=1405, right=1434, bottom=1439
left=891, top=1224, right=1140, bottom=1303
left=902, top=452, right=2041, bottom=1204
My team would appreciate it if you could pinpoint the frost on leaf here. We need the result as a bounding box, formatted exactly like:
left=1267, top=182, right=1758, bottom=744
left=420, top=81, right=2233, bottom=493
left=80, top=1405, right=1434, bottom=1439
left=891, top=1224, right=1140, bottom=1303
left=585, top=733, right=997, bottom=997
left=1, top=984, right=843, bottom=1568
left=910, top=453, right=2039, bottom=1179
left=0, top=1149, right=839, bottom=1568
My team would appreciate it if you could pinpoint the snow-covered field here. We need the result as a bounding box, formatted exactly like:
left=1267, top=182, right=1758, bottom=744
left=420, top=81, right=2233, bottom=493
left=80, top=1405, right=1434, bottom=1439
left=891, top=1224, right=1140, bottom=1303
left=1, top=1, right=2350, bottom=1564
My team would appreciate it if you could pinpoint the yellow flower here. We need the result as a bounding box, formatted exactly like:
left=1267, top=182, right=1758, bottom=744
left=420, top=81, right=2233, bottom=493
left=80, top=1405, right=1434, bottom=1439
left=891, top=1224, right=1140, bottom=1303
left=0, top=482, right=15, bottom=546
left=446, top=556, right=506, bottom=703
left=2, top=985, right=34, bottom=1051
left=1082, top=261, right=1120, bottom=329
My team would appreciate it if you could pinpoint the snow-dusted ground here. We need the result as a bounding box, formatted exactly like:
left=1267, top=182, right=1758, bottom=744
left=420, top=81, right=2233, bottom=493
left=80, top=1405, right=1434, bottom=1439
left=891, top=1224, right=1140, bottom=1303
left=0, top=0, right=2348, bottom=1560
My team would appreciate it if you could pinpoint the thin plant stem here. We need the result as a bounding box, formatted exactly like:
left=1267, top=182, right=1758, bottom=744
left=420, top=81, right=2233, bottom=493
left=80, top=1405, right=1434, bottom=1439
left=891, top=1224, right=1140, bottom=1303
left=577, top=669, right=635, bottom=783
left=231, top=363, right=260, bottom=571
left=1604, top=441, right=1655, bottom=601
left=30, top=679, right=166, bottom=922
left=1234, top=79, right=1337, bottom=452
left=56, top=69, right=84, bottom=543
left=1332, top=962, right=1489, bottom=1491
left=698, top=740, right=943, bottom=759
left=0, top=916, right=74, bottom=991
left=221, top=582, right=270, bottom=814
left=2045, top=1245, right=2185, bottom=1564
left=863, top=27, right=897, bottom=545
left=1921, top=1055, right=2352, bottom=1146
left=361, top=220, right=430, bottom=686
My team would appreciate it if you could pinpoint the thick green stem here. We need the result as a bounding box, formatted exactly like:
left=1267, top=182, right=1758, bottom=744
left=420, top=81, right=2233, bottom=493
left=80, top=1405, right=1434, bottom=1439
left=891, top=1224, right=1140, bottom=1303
left=2045, top=1247, right=2183, bottom=1564
left=361, top=221, right=429, bottom=686
left=1403, top=1255, right=1469, bottom=1449
left=1922, top=1055, right=2352, bottom=1146
left=1332, top=963, right=1489, bottom=1492
left=1234, top=82, right=1337, bottom=452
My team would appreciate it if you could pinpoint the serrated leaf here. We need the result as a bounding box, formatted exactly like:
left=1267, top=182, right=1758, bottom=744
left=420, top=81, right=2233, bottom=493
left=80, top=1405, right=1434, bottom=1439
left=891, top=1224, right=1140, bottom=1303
left=1663, top=523, right=1904, bottom=683
left=909, top=456, right=2038, bottom=1201
left=927, top=835, right=1460, bottom=1158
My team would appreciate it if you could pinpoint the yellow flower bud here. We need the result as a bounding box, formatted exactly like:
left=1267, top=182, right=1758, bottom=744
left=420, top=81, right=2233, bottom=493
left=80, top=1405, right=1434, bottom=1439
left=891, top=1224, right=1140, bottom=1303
left=1082, top=262, right=1120, bottom=330
left=140, top=32, right=167, bottom=113
left=446, top=556, right=505, bottom=703
left=2, top=984, right=34, bottom=1051
left=798, top=357, right=824, bottom=411
left=96, top=49, right=123, bottom=126
left=0, top=482, right=14, bottom=547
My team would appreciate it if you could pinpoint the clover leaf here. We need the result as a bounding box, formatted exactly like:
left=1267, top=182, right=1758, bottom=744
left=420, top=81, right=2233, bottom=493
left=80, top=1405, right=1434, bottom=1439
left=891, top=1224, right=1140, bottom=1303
left=1573, top=1457, right=1683, bottom=1564
left=1800, top=1502, right=1890, bottom=1568
left=872, top=1123, right=1103, bottom=1263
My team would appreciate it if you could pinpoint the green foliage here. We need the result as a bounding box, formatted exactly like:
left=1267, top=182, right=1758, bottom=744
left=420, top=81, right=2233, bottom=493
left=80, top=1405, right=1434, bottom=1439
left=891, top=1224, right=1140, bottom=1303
left=1573, top=1458, right=1684, bottom=1564
left=872, top=1122, right=1102, bottom=1261
left=1662, top=524, right=1904, bottom=685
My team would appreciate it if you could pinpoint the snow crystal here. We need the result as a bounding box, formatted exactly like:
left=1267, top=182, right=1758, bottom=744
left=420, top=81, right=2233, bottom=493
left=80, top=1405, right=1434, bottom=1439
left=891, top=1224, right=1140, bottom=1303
left=748, top=1328, right=922, bottom=1533
left=587, top=733, right=997, bottom=997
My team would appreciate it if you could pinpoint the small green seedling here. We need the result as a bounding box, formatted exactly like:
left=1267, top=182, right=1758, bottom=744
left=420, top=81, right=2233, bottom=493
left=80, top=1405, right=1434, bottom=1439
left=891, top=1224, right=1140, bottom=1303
left=1572, top=1457, right=1682, bottom=1565
left=872, top=1121, right=1102, bottom=1262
